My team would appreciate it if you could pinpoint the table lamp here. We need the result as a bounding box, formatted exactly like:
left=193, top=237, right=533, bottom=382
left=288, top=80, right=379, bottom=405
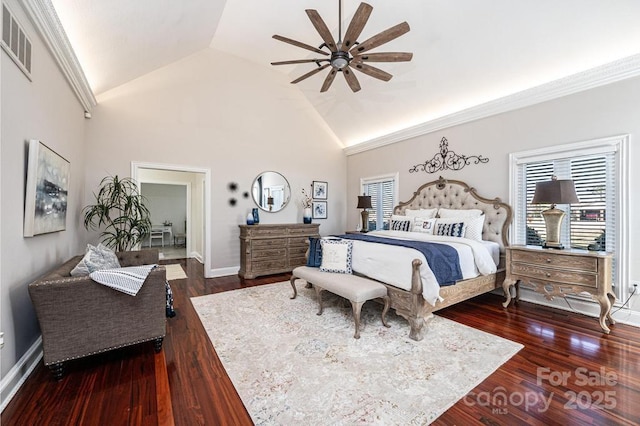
left=531, top=176, right=579, bottom=249
left=357, top=195, right=373, bottom=232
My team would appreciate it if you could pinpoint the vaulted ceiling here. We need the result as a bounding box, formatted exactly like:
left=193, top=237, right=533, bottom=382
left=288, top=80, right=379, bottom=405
left=51, top=0, right=640, bottom=148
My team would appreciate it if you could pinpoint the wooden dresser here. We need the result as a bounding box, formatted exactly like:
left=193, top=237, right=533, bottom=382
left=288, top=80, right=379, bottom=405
left=238, top=223, right=320, bottom=279
left=502, top=245, right=615, bottom=333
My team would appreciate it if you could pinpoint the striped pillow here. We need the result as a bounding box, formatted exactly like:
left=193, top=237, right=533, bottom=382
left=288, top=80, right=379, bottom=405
left=391, top=218, right=412, bottom=231
left=436, top=222, right=466, bottom=237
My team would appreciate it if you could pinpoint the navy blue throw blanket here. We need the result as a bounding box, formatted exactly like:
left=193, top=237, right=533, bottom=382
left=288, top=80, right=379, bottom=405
left=335, top=234, right=462, bottom=286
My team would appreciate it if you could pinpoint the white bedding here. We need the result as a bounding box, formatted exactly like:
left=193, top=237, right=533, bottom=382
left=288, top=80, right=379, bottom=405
left=348, top=230, right=498, bottom=307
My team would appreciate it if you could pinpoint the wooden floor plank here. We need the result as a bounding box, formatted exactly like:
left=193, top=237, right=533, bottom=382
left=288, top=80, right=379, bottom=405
left=2, top=258, right=639, bottom=425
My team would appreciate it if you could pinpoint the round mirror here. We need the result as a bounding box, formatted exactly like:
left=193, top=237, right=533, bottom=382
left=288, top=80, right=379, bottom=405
left=252, top=171, right=291, bottom=212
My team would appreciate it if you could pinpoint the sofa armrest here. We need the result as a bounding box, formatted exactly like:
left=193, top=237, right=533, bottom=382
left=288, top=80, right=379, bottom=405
left=28, top=266, right=166, bottom=365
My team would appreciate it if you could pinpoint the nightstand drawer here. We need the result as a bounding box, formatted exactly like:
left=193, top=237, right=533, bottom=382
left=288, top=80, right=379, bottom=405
left=511, top=263, right=597, bottom=288
left=511, top=250, right=597, bottom=272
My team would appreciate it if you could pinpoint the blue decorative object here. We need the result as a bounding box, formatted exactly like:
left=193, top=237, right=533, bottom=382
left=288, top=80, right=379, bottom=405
left=252, top=208, right=260, bottom=224
left=246, top=212, right=254, bottom=225
left=306, top=237, right=323, bottom=267
left=303, top=207, right=312, bottom=224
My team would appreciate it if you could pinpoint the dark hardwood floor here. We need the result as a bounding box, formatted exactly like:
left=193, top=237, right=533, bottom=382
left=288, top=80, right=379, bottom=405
left=2, top=258, right=639, bottom=425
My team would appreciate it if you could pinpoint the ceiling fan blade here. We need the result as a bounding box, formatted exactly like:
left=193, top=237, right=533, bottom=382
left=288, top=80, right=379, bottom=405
left=349, top=22, right=410, bottom=55
left=306, top=9, right=337, bottom=52
left=351, top=62, right=392, bottom=81
left=292, top=64, right=331, bottom=84
left=341, top=2, right=373, bottom=50
left=342, top=66, right=361, bottom=92
left=352, top=52, right=413, bottom=62
left=271, top=59, right=329, bottom=66
left=273, top=35, right=329, bottom=56
left=320, top=68, right=338, bottom=92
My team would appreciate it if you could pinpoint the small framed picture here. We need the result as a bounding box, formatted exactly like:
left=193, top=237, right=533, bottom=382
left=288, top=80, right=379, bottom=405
left=312, top=201, right=327, bottom=219
left=312, top=181, right=328, bottom=200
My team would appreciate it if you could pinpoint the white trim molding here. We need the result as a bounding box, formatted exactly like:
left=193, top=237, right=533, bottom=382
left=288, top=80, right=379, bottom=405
left=0, top=337, right=42, bottom=412
left=344, top=54, right=640, bottom=156
left=19, top=0, right=96, bottom=112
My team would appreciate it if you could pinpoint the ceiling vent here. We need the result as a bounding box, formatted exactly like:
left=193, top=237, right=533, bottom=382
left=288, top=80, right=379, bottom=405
left=2, top=3, right=32, bottom=80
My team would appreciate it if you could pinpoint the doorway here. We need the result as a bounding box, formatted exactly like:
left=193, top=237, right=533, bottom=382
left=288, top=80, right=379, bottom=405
left=131, top=162, right=211, bottom=276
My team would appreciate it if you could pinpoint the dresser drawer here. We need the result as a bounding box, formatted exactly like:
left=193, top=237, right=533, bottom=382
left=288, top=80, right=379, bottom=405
left=244, top=227, right=286, bottom=237
left=289, top=246, right=308, bottom=257
left=288, top=227, right=317, bottom=236
left=511, top=250, right=597, bottom=272
left=289, top=256, right=307, bottom=268
left=253, top=239, right=286, bottom=249
left=289, top=236, right=310, bottom=247
left=253, top=258, right=287, bottom=271
left=511, top=263, right=597, bottom=288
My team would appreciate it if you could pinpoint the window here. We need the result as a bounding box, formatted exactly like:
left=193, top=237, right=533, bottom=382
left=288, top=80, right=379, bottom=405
left=360, top=173, right=399, bottom=231
left=510, top=136, right=629, bottom=299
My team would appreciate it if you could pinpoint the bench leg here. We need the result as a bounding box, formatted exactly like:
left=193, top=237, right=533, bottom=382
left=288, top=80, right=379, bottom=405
left=289, top=275, right=299, bottom=299
left=351, top=301, right=364, bottom=339
left=314, top=286, right=326, bottom=315
left=381, top=296, right=391, bottom=328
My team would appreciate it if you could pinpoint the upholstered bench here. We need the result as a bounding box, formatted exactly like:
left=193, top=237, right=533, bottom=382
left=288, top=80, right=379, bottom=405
left=290, top=266, right=390, bottom=339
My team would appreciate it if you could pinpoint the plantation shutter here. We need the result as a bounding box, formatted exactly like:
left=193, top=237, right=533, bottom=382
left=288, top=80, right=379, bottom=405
left=362, top=177, right=396, bottom=230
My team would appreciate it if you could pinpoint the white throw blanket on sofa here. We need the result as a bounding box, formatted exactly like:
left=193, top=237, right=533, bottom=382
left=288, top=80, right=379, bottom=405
left=89, top=264, right=157, bottom=296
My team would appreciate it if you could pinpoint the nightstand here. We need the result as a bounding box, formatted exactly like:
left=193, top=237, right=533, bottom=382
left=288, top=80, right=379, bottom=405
left=502, top=245, right=615, bottom=333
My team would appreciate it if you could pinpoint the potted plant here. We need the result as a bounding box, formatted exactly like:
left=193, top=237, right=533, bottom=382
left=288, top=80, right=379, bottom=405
left=83, top=175, right=152, bottom=251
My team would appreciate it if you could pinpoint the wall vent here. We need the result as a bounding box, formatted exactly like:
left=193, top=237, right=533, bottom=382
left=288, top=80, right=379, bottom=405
left=2, top=3, right=32, bottom=80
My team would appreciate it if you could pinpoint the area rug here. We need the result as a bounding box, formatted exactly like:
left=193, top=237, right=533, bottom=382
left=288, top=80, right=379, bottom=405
left=164, top=263, right=187, bottom=281
left=191, top=282, right=523, bottom=425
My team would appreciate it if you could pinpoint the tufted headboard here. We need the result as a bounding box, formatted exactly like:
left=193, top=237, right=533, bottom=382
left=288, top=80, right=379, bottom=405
left=393, top=176, right=512, bottom=251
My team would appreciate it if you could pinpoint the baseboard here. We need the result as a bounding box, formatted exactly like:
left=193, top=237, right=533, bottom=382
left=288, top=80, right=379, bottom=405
left=208, top=266, right=239, bottom=278
left=505, top=288, right=640, bottom=328
left=1, top=337, right=43, bottom=412
left=190, top=251, right=203, bottom=264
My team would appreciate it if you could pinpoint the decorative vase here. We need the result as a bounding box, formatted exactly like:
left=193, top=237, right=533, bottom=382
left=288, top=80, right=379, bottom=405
left=303, top=207, right=312, bottom=224
left=246, top=212, right=254, bottom=225
left=252, top=208, right=260, bottom=224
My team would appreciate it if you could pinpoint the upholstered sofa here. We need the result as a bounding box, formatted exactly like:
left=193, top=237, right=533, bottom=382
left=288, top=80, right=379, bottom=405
left=28, top=249, right=166, bottom=380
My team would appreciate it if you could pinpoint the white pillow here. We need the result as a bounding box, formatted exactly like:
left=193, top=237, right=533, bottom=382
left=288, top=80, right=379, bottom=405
left=70, top=243, right=121, bottom=276
left=320, top=239, right=353, bottom=274
left=438, top=208, right=484, bottom=218
left=404, top=208, right=438, bottom=219
left=413, top=217, right=437, bottom=234
left=436, top=216, right=485, bottom=241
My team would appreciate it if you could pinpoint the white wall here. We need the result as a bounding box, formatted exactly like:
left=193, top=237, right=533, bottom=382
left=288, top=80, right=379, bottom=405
left=84, top=48, right=347, bottom=273
left=142, top=183, right=187, bottom=236
left=347, top=76, right=640, bottom=310
left=0, top=0, right=88, bottom=379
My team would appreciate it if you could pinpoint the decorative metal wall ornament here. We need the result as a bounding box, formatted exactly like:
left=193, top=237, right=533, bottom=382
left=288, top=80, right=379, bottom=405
left=409, top=137, right=489, bottom=174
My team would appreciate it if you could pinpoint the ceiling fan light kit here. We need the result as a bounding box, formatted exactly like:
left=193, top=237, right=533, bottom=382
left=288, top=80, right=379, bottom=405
left=271, top=1, right=413, bottom=93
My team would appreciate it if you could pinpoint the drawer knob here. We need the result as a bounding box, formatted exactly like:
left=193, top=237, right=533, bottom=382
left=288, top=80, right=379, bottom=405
left=546, top=273, right=551, bottom=277
left=546, top=258, right=552, bottom=263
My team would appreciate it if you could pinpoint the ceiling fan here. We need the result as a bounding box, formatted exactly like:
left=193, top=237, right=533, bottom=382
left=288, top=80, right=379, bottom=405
left=271, top=1, right=413, bottom=93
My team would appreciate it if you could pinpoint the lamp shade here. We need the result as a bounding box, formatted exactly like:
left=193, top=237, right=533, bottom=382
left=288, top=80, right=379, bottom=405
left=531, top=179, right=579, bottom=205
left=357, top=195, right=372, bottom=209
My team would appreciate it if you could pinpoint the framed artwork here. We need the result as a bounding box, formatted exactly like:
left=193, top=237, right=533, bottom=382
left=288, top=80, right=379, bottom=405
left=312, top=201, right=327, bottom=219
left=312, top=180, right=328, bottom=200
left=24, top=140, right=70, bottom=237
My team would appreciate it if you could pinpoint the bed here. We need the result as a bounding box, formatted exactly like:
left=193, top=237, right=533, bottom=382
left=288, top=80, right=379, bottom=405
left=345, top=176, right=512, bottom=341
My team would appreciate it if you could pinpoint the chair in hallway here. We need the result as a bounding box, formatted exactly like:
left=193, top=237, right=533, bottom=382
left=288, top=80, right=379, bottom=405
left=149, top=229, right=164, bottom=247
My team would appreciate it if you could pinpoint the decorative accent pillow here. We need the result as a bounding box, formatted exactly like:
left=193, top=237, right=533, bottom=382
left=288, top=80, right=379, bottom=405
left=437, top=208, right=484, bottom=218
left=389, top=214, right=413, bottom=231
left=436, top=216, right=485, bottom=240
left=306, top=237, right=323, bottom=267
left=436, top=222, right=466, bottom=238
left=70, top=243, right=121, bottom=276
left=404, top=208, right=438, bottom=219
left=413, top=217, right=437, bottom=234
left=320, top=239, right=353, bottom=274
